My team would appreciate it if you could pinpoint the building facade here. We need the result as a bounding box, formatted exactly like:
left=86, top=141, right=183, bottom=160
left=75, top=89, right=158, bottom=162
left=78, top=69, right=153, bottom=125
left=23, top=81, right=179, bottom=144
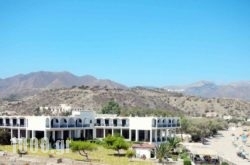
left=0, top=110, right=180, bottom=145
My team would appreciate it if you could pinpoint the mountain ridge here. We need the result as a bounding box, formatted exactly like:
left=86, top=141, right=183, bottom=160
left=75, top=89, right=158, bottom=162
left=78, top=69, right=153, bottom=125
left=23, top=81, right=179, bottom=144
left=0, top=71, right=127, bottom=98
left=1, top=71, right=250, bottom=101
left=164, top=81, right=250, bottom=101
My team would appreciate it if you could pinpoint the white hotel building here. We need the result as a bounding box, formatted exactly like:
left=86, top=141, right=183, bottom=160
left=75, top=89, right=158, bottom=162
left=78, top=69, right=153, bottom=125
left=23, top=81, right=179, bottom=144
left=0, top=111, right=180, bottom=145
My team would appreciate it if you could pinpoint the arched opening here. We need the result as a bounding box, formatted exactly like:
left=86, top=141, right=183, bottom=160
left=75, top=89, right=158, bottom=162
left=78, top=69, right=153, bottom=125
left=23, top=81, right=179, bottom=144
left=60, top=118, right=67, bottom=128
left=68, top=118, right=75, bottom=127
left=19, top=118, right=25, bottom=127
left=162, top=119, right=166, bottom=127
left=172, top=119, right=176, bottom=127
left=168, top=119, right=172, bottom=127
left=122, top=119, right=128, bottom=127
left=113, top=119, right=118, bottom=126
left=96, top=118, right=101, bottom=126
left=157, top=119, right=162, bottom=127
left=51, top=118, right=59, bottom=128
left=12, top=118, right=17, bottom=126
left=75, top=118, right=82, bottom=127
left=5, top=118, right=10, bottom=126
left=105, top=118, right=110, bottom=126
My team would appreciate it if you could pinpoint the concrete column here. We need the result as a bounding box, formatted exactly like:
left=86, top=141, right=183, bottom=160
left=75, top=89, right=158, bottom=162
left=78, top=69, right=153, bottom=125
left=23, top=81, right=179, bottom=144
left=150, top=130, right=152, bottom=143
left=32, top=130, right=35, bottom=139
left=135, top=130, right=138, bottom=142
left=10, top=129, right=13, bottom=139
left=120, top=129, right=122, bottom=137
left=103, top=129, right=106, bottom=138
left=144, top=130, right=148, bottom=141
left=163, top=129, right=166, bottom=140
left=169, top=129, right=172, bottom=137
left=18, top=129, right=20, bottom=139
left=69, top=130, right=72, bottom=139
left=112, top=129, right=114, bottom=136
left=52, top=131, right=55, bottom=140
left=83, top=129, right=86, bottom=138
left=155, top=129, right=157, bottom=142
left=44, top=130, right=47, bottom=139
left=129, top=129, right=131, bottom=141
left=160, top=129, right=163, bottom=142
left=25, top=130, right=28, bottom=138
left=61, top=130, right=64, bottom=139
left=93, top=128, right=96, bottom=139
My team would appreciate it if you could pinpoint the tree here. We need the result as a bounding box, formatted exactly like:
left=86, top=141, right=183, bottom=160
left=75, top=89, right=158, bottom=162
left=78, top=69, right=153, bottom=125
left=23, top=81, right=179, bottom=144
left=166, top=137, right=181, bottom=154
left=103, top=135, right=129, bottom=156
left=126, top=149, right=135, bottom=161
left=113, top=137, right=129, bottom=155
left=103, top=134, right=117, bottom=148
left=70, top=141, right=97, bottom=161
left=101, top=100, right=121, bottom=115
left=180, top=117, right=189, bottom=140
left=156, top=142, right=170, bottom=164
left=0, top=129, right=11, bottom=145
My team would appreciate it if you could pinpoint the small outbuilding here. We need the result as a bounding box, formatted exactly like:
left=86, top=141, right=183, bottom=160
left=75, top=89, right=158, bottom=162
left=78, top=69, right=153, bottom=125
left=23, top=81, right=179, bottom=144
left=132, top=143, right=155, bottom=159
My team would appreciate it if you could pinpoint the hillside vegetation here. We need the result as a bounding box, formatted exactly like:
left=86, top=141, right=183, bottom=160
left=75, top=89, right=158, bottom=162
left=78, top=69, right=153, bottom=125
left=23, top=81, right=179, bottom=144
left=1, top=86, right=250, bottom=117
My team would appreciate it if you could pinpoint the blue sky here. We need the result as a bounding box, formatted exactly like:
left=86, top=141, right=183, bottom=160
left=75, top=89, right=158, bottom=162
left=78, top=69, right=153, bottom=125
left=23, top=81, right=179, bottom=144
left=0, top=0, right=249, bottom=86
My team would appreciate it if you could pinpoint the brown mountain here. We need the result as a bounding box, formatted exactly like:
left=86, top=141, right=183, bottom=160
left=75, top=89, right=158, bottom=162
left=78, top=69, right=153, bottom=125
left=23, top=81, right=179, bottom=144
left=1, top=86, right=250, bottom=118
left=0, top=71, right=127, bottom=98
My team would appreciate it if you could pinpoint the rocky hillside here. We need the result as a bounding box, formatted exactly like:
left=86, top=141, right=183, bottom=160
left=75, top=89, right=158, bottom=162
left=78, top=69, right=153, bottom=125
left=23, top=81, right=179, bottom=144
left=0, top=71, right=127, bottom=98
left=165, top=81, right=250, bottom=101
left=1, top=86, right=250, bottom=117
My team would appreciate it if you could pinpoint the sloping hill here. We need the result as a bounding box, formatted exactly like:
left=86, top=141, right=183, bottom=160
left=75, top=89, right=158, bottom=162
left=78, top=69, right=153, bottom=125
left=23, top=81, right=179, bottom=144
left=0, top=71, right=127, bottom=98
left=1, top=86, right=250, bottom=118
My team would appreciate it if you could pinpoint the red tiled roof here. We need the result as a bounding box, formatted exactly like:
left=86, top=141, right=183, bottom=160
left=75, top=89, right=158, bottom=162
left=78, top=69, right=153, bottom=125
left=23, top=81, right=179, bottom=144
left=132, top=143, right=155, bottom=149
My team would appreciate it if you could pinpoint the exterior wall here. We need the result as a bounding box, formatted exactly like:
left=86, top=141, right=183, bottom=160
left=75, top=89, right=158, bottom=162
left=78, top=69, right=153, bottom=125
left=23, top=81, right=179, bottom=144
left=134, top=148, right=151, bottom=159
left=0, top=111, right=180, bottom=145
left=26, top=116, right=47, bottom=130
left=129, top=117, right=153, bottom=130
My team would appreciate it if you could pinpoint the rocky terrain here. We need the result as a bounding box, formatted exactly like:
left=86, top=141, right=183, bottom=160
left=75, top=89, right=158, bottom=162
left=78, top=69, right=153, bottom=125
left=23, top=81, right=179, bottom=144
left=1, top=86, right=250, bottom=117
left=0, top=71, right=250, bottom=117
left=165, top=81, right=250, bottom=101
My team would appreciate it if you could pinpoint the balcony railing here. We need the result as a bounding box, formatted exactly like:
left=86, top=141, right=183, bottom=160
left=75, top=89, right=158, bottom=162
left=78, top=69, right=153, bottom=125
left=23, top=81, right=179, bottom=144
left=49, top=123, right=92, bottom=128
left=60, top=124, right=68, bottom=128
left=153, top=123, right=180, bottom=128
left=94, top=123, right=129, bottom=127
left=68, top=124, right=75, bottom=128
left=0, top=124, right=26, bottom=127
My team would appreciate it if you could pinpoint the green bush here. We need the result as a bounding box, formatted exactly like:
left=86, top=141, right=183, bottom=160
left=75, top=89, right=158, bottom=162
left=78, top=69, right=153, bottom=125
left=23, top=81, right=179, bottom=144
left=221, top=162, right=229, bottom=165
left=180, top=152, right=189, bottom=159
left=126, top=149, right=135, bottom=158
left=0, top=129, right=11, bottom=145
left=183, top=158, right=191, bottom=165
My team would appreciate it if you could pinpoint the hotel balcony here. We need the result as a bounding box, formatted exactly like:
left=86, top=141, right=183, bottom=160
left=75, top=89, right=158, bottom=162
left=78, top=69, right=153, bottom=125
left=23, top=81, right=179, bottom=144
left=48, top=117, right=93, bottom=128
